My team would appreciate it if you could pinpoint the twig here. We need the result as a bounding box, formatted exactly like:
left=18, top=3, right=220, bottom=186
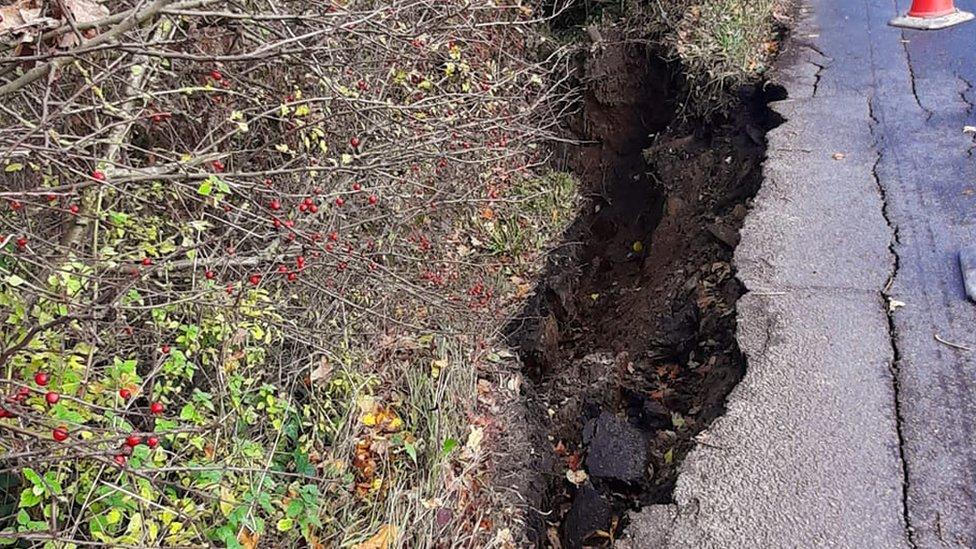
left=934, top=334, right=973, bottom=352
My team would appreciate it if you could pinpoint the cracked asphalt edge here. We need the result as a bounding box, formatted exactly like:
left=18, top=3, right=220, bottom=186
left=618, top=2, right=912, bottom=547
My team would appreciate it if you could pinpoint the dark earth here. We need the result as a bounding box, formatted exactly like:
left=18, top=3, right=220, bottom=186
left=508, top=38, right=784, bottom=547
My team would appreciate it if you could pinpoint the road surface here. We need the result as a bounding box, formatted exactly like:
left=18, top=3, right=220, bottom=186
left=622, top=0, right=976, bottom=546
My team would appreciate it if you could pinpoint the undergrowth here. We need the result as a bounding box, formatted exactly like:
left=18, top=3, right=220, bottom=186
left=0, top=0, right=579, bottom=546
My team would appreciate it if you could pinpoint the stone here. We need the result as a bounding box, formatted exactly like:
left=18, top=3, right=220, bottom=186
left=583, top=411, right=648, bottom=482
left=563, top=483, right=612, bottom=549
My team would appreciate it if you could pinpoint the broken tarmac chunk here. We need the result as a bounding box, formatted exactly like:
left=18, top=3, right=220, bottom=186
left=583, top=411, right=648, bottom=482
left=563, top=483, right=612, bottom=549
left=961, top=247, right=976, bottom=302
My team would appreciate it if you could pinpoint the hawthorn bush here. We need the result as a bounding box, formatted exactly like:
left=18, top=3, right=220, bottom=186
left=0, top=0, right=577, bottom=546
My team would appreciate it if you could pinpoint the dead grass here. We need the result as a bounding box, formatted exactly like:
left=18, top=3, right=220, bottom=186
left=671, top=0, right=787, bottom=113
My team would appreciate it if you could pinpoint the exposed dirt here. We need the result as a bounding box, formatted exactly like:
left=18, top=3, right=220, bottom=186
left=508, top=40, right=784, bottom=547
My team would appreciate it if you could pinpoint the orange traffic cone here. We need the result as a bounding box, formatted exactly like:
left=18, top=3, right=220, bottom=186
left=891, top=0, right=974, bottom=29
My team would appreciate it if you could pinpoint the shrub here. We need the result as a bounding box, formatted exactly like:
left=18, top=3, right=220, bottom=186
left=0, top=0, right=577, bottom=545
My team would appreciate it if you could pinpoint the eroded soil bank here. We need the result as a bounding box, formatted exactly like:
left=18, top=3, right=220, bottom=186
left=508, top=39, right=784, bottom=546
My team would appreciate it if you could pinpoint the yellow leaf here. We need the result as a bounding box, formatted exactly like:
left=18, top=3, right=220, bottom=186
left=362, top=413, right=377, bottom=426
left=354, top=524, right=397, bottom=549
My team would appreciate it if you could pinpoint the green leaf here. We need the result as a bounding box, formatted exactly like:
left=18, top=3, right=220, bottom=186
left=441, top=438, right=459, bottom=456
left=19, top=488, right=41, bottom=508
left=179, top=403, right=197, bottom=421
left=276, top=518, right=294, bottom=531
left=403, top=441, right=418, bottom=464
left=106, top=508, right=122, bottom=525
left=21, top=468, right=42, bottom=489
left=42, top=471, right=61, bottom=495
left=285, top=499, right=304, bottom=519
left=4, top=163, right=23, bottom=173
left=16, top=510, right=29, bottom=526
left=4, top=274, right=25, bottom=287
left=197, top=180, right=213, bottom=196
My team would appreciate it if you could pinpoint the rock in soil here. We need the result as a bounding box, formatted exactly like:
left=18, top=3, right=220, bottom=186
left=563, top=483, right=612, bottom=548
left=583, top=411, right=648, bottom=482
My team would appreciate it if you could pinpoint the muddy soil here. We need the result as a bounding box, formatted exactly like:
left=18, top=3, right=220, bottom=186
left=509, top=41, right=783, bottom=547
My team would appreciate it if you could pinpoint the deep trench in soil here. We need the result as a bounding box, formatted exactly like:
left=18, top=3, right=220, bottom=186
left=507, top=42, right=785, bottom=547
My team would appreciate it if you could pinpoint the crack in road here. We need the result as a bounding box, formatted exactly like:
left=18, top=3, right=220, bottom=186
left=898, top=31, right=932, bottom=122
left=867, top=95, right=917, bottom=549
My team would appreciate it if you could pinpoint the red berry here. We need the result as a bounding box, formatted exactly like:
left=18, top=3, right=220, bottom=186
left=335, top=197, right=345, bottom=207
left=269, top=199, right=281, bottom=211
left=146, top=436, right=159, bottom=449
left=284, top=219, right=295, bottom=228
left=142, top=257, right=152, bottom=266
left=10, top=200, right=22, bottom=211
left=52, top=427, right=69, bottom=442
left=299, top=203, right=308, bottom=212
left=46, top=194, right=57, bottom=202
left=210, top=69, right=223, bottom=81
left=303, top=197, right=314, bottom=206
left=249, top=274, right=261, bottom=285
left=296, top=256, right=306, bottom=268
left=212, top=160, right=225, bottom=172
left=119, top=388, right=132, bottom=400
left=278, top=265, right=289, bottom=274
left=287, top=272, right=298, bottom=282
left=92, top=170, right=105, bottom=181
left=309, top=204, right=318, bottom=213
left=17, top=387, right=29, bottom=398
left=352, top=183, right=362, bottom=191
left=149, top=402, right=164, bottom=415
left=15, top=237, right=27, bottom=249
left=329, top=231, right=339, bottom=241
left=45, top=391, right=59, bottom=405
left=69, top=204, right=80, bottom=214
left=125, top=435, right=141, bottom=447
left=350, top=137, right=361, bottom=148
left=264, top=178, right=273, bottom=187
left=368, top=195, right=378, bottom=205
left=205, top=270, right=215, bottom=280
left=161, top=344, right=170, bottom=354
left=226, top=283, right=234, bottom=294
left=113, top=454, right=126, bottom=466
left=34, top=372, right=49, bottom=386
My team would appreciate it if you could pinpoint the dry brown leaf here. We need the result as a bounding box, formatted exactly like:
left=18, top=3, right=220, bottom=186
left=0, top=1, right=56, bottom=40
left=62, top=0, right=109, bottom=24
left=237, top=528, right=259, bottom=549
left=57, top=0, right=109, bottom=46
left=309, top=357, right=333, bottom=384
left=354, top=524, right=397, bottom=549
left=832, top=152, right=846, bottom=160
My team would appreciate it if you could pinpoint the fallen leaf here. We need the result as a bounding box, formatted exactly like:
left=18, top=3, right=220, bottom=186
left=566, top=469, right=588, bottom=485
left=888, top=299, right=906, bottom=312
left=832, top=152, right=846, bottom=160
left=465, top=425, right=484, bottom=455
left=354, top=524, right=397, bottom=549
left=964, top=126, right=976, bottom=134
left=309, top=358, right=333, bottom=384
left=238, top=528, right=259, bottom=549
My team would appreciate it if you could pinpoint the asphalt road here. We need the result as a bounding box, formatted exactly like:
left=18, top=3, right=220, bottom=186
left=621, top=0, right=976, bottom=546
